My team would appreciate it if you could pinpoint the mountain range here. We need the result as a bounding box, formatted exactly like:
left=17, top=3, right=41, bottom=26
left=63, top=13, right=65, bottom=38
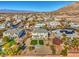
left=0, top=9, right=36, bottom=13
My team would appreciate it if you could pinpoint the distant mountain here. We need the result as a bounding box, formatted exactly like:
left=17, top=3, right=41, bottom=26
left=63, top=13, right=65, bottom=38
left=0, top=9, right=36, bottom=13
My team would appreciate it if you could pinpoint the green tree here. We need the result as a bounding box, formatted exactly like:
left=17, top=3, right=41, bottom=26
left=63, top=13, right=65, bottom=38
left=3, top=36, right=10, bottom=42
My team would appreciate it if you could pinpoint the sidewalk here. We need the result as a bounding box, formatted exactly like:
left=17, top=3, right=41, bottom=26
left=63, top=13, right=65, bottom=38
left=68, top=53, right=79, bottom=57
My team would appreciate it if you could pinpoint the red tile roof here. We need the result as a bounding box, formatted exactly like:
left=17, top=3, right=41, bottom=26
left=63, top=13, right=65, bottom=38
left=53, top=37, right=62, bottom=45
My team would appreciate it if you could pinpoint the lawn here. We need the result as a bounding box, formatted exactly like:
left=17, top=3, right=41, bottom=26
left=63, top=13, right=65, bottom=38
left=39, top=40, right=44, bottom=45
left=31, top=40, right=38, bottom=45
left=8, top=40, right=16, bottom=47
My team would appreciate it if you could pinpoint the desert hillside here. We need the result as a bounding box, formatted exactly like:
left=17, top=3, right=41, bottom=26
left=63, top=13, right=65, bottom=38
left=49, top=2, right=79, bottom=22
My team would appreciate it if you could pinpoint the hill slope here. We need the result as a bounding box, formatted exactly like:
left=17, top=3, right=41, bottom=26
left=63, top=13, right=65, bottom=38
left=52, top=2, right=79, bottom=16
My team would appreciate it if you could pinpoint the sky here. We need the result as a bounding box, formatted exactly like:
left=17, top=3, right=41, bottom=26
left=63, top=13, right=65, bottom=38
left=0, top=1, right=76, bottom=12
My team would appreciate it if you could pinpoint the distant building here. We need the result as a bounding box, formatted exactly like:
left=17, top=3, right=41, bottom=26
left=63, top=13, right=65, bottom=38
left=47, top=21, right=61, bottom=28
left=34, top=22, right=45, bottom=28
left=70, top=22, right=79, bottom=28
left=4, top=21, right=12, bottom=27
left=0, top=23, right=5, bottom=30
left=5, top=17, right=11, bottom=21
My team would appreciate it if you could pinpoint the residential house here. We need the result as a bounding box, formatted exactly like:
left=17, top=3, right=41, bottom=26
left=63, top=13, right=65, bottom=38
left=47, top=21, right=61, bottom=28
left=5, top=17, right=11, bottom=21
left=4, top=21, right=12, bottom=27
left=34, top=22, right=45, bottom=28
left=32, top=28, right=48, bottom=39
left=13, top=15, right=22, bottom=23
left=0, top=23, right=5, bottom=30
left=52, top=29, right=77, bottom=38
left=3, top=28, right=26, bottom=39
left=52, top=29, right=62, bottom=37
left=69, top=22, right=79, bottom=28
